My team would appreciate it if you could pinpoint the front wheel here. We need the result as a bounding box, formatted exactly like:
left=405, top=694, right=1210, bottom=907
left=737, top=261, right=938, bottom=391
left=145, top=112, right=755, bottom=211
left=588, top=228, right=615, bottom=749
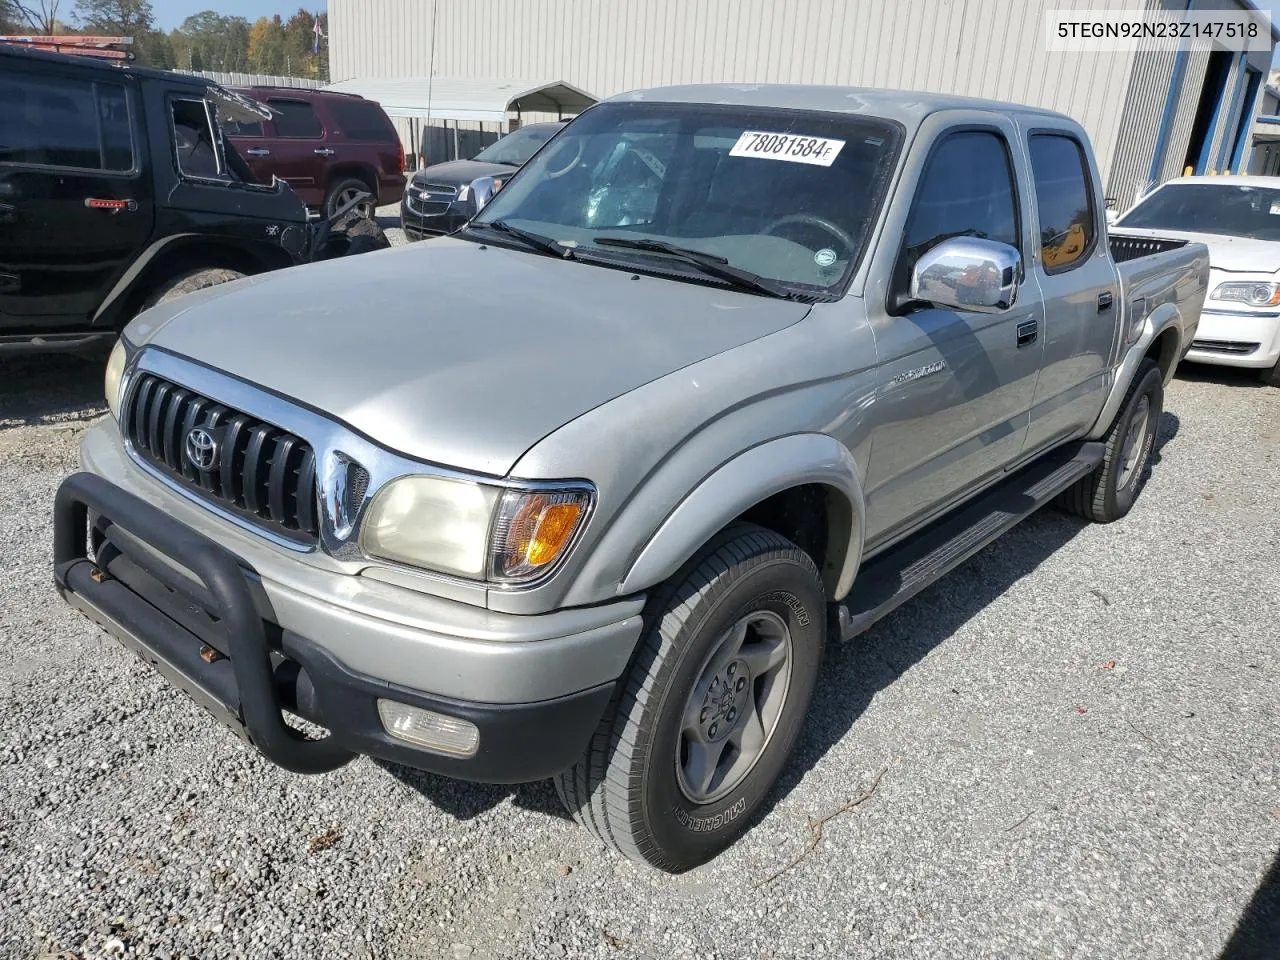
left=556, top=523, right=826, bottom=872
left=1057, top=358, right=1163, bottom=523
left=1259, top=356, right=1280, bottom=388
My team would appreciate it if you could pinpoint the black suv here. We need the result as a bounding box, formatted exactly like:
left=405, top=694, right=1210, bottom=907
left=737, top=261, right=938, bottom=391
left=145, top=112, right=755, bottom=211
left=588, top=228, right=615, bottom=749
left=0, top=46, right=314, bottom=354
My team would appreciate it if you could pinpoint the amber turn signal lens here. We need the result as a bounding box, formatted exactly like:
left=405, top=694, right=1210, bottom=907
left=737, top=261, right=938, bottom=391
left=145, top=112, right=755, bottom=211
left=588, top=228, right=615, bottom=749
left=491, top=488, right=592, bottom=581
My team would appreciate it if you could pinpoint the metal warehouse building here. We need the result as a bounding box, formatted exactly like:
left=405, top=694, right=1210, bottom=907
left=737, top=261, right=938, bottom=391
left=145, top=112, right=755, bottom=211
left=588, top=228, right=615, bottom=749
left=330, top=0, right=1276, bottom=206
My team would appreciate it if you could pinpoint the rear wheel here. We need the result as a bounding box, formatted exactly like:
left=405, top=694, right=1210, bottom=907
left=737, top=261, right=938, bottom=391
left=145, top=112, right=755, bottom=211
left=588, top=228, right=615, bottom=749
left=555, top=523, right=826, bottom=872
left=324, top=177, right=375, bottom=219
left=141, top=267, right=244, bottom=310
left=1057, top=359, right=1163, bottom=523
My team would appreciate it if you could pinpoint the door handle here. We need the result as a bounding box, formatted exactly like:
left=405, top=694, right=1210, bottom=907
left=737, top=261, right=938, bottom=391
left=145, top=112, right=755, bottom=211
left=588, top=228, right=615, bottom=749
left=84, top=198, right=137, bottom=213
left=245, top=147, right=271, bottom=157
left=1097, top=291, right=1115, bottom=312
left=313, top=148, right=335, bottom=157
left=1016, top=319, right=1039, bottom=347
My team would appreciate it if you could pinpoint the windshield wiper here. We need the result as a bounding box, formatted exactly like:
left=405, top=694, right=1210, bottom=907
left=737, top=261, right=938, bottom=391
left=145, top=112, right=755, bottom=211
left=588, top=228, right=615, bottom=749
left=593, top=236, right=795, bottom=299
left=467, top=220, right=573, bottom=258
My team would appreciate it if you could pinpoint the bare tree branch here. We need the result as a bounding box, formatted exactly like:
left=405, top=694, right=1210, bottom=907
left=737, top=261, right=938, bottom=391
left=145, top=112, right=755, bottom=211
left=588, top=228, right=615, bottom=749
left=12, top=0, right=60, bottom=33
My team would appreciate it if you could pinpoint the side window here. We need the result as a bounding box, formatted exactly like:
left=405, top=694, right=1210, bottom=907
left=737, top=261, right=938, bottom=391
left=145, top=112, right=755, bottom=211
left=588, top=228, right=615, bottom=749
left=221, top=118, right=264, bottom=138
left=171, top=98, right=223, bottom=179
left=895, top=130, right=1019, bottom=304
left=268, top=99, right=323, bottom=138
left=97, top=83, right=134, bottom=171
left=327, top=99, right=393, bottom=140
left=0, top=71, right=133, bottom=171
left=1029, top=134, right=1096, bottom=272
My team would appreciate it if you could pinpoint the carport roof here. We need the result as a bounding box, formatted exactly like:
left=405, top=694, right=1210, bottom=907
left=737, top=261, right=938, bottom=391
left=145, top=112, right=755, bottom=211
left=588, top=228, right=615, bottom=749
left=321, top=77, right=597, bottom=123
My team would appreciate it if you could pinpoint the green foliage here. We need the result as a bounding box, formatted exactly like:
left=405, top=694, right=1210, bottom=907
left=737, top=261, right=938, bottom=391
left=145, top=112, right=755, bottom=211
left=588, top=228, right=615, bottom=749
left=166, top=7, right=326, bottom=79
left=4, top=0, right=326, bottom=78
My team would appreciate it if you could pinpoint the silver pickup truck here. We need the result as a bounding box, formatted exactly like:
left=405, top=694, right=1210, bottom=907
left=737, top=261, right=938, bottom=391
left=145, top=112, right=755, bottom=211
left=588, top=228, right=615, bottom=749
left=54, top=85, right=1208, bottom=872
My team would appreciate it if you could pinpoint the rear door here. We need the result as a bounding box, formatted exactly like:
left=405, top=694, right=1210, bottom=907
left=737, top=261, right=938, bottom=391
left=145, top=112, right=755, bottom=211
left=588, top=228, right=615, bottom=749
left=1020, top=129, right=1119, bottom=454
left=325, top=96, right=401, bottom=197
left=860, top=118, right=1046, bottom=550
left=259, top=96, right=327, bottom=206
left=0, top=60, right=152, bottom=330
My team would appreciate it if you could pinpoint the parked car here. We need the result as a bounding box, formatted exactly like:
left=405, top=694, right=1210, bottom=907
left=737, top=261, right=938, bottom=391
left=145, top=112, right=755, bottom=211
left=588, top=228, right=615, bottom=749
left=1112, top=175, right=1280, bottom=386
left=0, top=46, right=311, bottom=354
left=55, top=85, right=1207, bottom=872
left=226, top=86, right=406, bottom=218
left=400, top=120, right=566, bottom=240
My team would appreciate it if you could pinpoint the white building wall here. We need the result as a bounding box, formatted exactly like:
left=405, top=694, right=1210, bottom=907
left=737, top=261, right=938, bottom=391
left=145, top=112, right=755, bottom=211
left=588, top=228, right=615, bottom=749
left=331, top=0, right=1145, bottom=183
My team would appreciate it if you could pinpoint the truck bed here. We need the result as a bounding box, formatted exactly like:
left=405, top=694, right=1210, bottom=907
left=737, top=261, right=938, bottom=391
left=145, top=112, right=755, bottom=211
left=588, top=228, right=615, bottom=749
left=1109, top=230, right=1210, bottom=364
left=1108, top=233, right=1188, bottom=264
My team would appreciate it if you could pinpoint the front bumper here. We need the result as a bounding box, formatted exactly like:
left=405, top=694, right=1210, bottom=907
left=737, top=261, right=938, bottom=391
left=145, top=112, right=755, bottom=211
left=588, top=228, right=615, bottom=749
left=54, top=472, right=623, bottom=781
left=1186, top=308, right=1280, bottom=369
left=400, top=193, right=471, bottom=241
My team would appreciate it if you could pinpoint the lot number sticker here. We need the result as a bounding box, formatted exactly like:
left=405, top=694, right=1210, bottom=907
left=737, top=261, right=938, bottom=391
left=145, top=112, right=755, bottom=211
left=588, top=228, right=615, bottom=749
left=730, top=131, right=846, bottom=166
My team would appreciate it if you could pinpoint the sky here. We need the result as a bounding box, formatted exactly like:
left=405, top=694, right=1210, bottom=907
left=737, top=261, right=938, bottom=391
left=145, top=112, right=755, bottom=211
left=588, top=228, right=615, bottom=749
left=152, top=0, right=326, bottom=32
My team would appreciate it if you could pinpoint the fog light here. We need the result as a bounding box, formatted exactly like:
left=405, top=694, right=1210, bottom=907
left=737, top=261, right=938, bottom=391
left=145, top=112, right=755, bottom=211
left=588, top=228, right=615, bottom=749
left=376, top=699, right=479, bottom=757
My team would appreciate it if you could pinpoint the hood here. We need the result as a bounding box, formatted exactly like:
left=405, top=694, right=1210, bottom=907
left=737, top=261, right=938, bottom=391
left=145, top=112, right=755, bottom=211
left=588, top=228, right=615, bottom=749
left=1111, top=227, right=1280, bottom=273
left=135, top=238, right=811, bottom=476
left=412, top=159, right=514, bottom=186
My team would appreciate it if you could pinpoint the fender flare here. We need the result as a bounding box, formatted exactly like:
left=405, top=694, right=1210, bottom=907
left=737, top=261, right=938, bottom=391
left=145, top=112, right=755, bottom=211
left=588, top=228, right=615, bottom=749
left=93, top=233, right=202, bottom=325
left=1088, top=301, right=1183, bottom=440
left=617, top=433, right=866, bottom=600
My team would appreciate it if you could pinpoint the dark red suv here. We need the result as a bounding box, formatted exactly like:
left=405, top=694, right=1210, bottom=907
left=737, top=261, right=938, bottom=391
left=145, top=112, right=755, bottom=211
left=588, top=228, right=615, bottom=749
left=225, top=87, right=406, bottom=217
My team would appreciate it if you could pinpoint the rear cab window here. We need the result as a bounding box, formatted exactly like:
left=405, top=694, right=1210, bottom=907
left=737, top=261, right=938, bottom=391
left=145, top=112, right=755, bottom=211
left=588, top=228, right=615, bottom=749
left=327, top=99, right=393, bottom=141
left=892, top=129, right=1020, bottom=309
left=0, top=69, right=135, bottom=172
left=268, top=99, right=323, bottom=139
left=1028, top=133, right=1096, bottom=273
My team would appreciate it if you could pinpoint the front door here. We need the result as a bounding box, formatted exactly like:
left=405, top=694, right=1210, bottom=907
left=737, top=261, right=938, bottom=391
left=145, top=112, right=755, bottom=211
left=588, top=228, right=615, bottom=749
left=0, top=63, right=153, bottom=330
left=861, top=123, right=1046, bottom=550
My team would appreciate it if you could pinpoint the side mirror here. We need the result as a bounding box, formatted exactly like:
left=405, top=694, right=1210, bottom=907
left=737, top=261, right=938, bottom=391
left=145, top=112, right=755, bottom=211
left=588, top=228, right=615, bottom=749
left=911, top=237, right=1021, bottom=314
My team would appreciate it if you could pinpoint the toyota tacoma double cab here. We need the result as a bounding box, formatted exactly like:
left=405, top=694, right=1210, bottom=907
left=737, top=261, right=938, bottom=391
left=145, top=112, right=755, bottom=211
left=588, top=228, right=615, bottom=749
left=54, top=85, right=1208, bottom=871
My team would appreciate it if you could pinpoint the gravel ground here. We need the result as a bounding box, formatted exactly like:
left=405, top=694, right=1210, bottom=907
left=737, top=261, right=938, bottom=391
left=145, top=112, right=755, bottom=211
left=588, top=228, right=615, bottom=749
left=1, top=354, right=1278, bottom=960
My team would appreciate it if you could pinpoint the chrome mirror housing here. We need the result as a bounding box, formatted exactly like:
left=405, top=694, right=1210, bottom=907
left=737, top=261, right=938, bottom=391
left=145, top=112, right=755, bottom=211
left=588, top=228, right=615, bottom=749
left=911, top=237, right=1021, bottom=314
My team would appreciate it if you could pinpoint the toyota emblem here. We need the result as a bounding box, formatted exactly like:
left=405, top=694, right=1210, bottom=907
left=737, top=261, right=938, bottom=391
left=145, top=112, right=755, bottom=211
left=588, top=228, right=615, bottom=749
left=184, top=427, right=219, bottom=471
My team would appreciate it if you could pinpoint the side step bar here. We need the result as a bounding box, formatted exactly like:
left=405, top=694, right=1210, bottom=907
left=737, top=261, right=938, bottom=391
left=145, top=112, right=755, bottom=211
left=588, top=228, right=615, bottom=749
left=837, top=441, right=1105, bottom=641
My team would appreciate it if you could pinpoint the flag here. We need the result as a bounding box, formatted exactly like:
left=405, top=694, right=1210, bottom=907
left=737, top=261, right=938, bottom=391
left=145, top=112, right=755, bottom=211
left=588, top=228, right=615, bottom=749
left=313, top=15, right=322, bottom=54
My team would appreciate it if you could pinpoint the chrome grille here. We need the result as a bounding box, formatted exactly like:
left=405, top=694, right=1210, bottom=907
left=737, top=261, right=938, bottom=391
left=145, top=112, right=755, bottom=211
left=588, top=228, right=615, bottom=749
left=125, top=373, right=321, bottom=543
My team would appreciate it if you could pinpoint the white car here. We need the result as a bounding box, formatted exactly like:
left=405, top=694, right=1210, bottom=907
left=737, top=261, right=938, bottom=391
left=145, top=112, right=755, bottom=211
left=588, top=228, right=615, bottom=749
left=1112, top=175, right=1280, bottom=386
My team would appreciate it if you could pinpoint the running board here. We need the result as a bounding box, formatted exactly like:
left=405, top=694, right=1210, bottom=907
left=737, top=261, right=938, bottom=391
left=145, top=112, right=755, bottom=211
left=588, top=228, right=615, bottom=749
left=837, top=441, right=1105, bottom=641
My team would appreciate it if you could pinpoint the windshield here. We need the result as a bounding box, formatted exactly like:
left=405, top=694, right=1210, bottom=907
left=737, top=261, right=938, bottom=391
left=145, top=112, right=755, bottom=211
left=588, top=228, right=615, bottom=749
left=470, top=101, right=903, bottom=296
left=473, top=124, right=563, bottom=166
left=1117, top=183, right=1280, bottom=241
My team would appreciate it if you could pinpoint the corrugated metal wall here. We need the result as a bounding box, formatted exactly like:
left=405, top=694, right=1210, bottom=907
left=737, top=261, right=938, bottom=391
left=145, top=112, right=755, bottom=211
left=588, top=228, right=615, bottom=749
left=332, top=0, right=1148, bottom=182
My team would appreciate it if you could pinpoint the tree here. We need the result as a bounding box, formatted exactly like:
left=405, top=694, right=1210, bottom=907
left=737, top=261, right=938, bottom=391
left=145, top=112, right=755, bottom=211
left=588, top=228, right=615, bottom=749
left=178, top=10, right=251, bottom=73
left=281, top=8, right=327, bottom=80
left=72, top=0, right=151, bottom=34
left=11, top=1, right=63, bottom=33
left=247, top=14, right=285, bottom=75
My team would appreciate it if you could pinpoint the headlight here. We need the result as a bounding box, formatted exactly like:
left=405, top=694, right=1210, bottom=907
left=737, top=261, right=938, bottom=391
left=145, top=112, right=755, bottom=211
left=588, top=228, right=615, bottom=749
left=359, top=478, right=593, bottom=583
left=1211, top=281, right=1280, bottom=306
left=361, top=477, right=499, bottom=578
left=104, top=339, right=127, bottom=420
